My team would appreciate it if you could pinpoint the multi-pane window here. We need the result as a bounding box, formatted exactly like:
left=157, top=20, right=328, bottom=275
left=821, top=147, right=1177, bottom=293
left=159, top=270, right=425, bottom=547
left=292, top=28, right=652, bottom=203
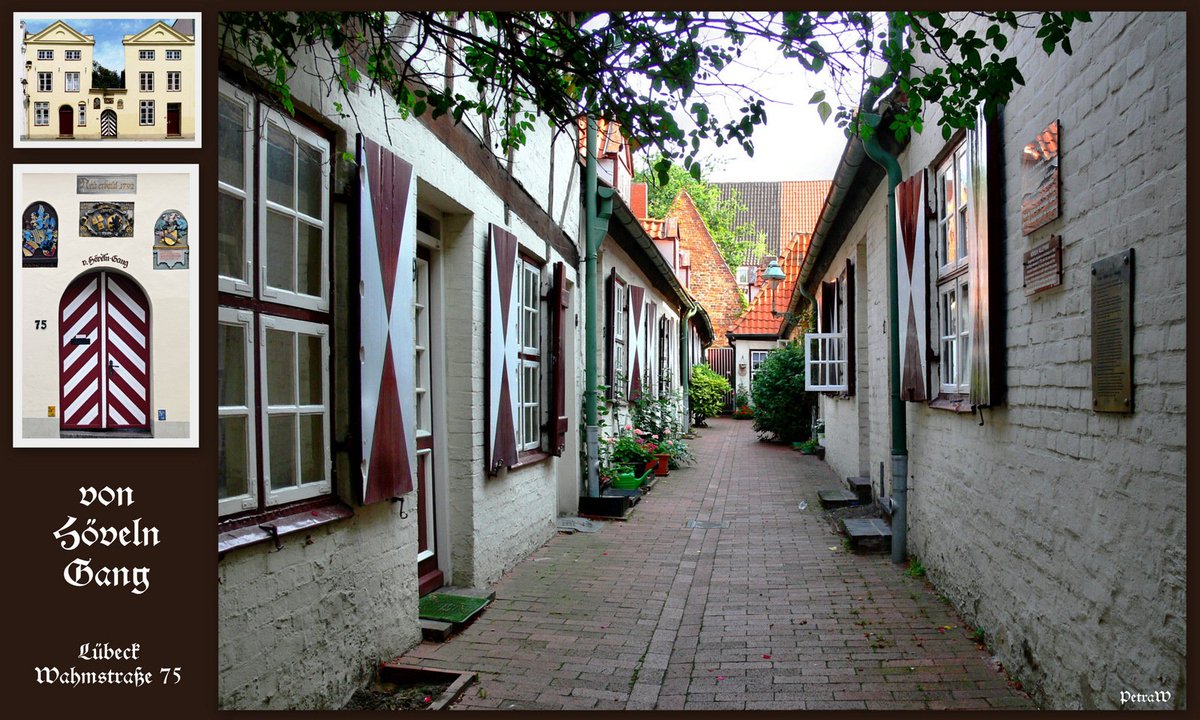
left=78, top=105, right=86, bottom=126
left=65, top=72, right=80, bottom=92
left=217, top=80, right=332, bottom=518
left=517, top=259, right=542, bottom=451
left=414, top=257, right=431, bottom=435
left=37, top=49, right=53, bottom=60
left=804, top=274, right=850, bottom=392
left=139, top=71, right=154, bottom=92
left=750, top=350, right=770, bottom=384
left=658, top=316, right=672, bottom=394
left=167, top=71, right=181, bottom=92
left=612, top=279, right=627, bottom=389
left=139, top=100, right=154, bottom=125
left=166, top=49, right=181, bottom=60
left=37, top=72, right=51, bottom=92
left=34, top=102, right=49, bottom=126
left=139, top=49, right=155, bottom=60
left=935, top=139, right=973, bottom=393
left=65, top=50, right=81, bottom=61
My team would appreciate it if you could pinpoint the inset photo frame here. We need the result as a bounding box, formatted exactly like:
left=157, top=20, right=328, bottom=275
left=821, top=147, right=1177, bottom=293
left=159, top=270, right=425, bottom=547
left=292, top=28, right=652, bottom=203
left=12, top=164, right=199, bottom=447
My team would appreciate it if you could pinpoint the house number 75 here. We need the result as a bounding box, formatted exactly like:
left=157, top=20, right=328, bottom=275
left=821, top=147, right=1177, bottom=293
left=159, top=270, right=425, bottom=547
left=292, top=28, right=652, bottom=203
left=34, top=320, right=47, bottom=330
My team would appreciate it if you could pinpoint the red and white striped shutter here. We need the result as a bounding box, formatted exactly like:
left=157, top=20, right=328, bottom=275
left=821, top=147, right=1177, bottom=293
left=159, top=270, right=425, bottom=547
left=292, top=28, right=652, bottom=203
left=486, top=224, right=520, bottom=472
left=896, top=170, right=929, bottom=402
left=627, top=285, right=645, bottom=398
left=357, top=135, right=417, bottom=504
left=59, top=271, right=150, bottom=431
left=102, top=273, right=150, bottom=428
left=548, top=262, right=569, bottom=455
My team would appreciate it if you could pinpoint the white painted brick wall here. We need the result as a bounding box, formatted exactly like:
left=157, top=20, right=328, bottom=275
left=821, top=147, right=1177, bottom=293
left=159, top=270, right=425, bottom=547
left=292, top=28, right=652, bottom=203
left=817, top=12, right=1185, bottom=708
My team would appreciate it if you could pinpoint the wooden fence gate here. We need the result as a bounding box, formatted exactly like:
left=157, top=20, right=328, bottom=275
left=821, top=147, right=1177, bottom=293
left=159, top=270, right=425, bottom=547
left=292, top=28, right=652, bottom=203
left=705, top=346, right=735, bottom=414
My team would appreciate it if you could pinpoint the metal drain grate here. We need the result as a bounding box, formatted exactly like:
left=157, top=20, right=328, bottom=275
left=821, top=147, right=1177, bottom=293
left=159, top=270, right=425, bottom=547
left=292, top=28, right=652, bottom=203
left=685, top=519, right=729, bottom=529
left=419, top=594, right=490, bottom=623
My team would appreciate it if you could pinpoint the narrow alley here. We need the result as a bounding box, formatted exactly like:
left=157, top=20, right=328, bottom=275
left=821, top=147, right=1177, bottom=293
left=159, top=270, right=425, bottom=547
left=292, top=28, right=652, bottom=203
left=398, top=418, right=1035, bottom=710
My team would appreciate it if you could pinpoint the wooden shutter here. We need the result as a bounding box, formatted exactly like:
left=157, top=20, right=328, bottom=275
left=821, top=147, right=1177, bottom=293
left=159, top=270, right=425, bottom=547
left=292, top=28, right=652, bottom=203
left=486, top=224, right=521, bottom=472
left=627, top=285, right=646, bottom=399
left=844, top=258, right=856, bottom=396
left=357, top=135, right=416, bottom=503
left=548, top=262, right=569, bottom=455
left=896, top=170, right=929, bottom=402
left=967, top=110, right=1004, bottom=406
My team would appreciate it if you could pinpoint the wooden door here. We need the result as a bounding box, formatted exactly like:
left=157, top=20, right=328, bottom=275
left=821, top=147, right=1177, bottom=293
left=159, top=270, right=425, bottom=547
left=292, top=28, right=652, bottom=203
left=58, top=105, right=73, bottom=136
left=415, top=247, right=443, bottom=595
left=59, top=272, right=150, bottom=431
left=100, top=109, right=117, bottom=138
left=166, top=104, right=181, bottom=136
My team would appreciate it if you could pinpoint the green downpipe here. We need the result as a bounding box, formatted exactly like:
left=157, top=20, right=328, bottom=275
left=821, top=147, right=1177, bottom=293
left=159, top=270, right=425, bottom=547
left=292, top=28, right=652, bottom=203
left=861, top=112, right=908, bottom=565
left=680, top=304, right=698, bottom=425
left=583, top=117, right=600, bottom=497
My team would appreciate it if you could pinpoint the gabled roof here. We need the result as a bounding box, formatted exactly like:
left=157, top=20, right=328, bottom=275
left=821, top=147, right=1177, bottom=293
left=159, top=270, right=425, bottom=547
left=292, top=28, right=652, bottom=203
left=714, top=180, right=831, bottom=265
left=576, top=117, right=633, bottom=166
left=124, top=21, right=194, bottom=45
left=25, top=20, right=94, bottom=44
left=728, top=232, right=807, bottom=337
left=171, top=18, right=195, bottom=37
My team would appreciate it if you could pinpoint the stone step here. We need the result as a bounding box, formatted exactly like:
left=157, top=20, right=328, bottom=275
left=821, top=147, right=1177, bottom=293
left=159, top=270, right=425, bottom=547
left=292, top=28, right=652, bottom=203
left=818, top=488, right=861, bottom=509
left=846, top=476, right=873, bottom=503
left=842, top=517, right=893, bottom=553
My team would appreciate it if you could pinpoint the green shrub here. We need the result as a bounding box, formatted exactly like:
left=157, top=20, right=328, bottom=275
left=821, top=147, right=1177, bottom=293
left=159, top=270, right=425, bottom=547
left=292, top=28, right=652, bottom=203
left=688, top=363, right=729, bottom=425
left=750, top=343, right=815, bottom=443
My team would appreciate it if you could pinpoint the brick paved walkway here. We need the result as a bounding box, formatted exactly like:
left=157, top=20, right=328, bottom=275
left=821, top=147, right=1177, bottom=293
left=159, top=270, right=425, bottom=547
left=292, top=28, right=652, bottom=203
left=397, top=418, right=1035, bottom=710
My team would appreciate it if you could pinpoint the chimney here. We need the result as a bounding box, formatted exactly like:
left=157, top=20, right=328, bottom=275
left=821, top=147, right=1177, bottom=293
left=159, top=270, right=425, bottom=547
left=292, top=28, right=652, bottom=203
left=630, top=182, right=648, bottom=219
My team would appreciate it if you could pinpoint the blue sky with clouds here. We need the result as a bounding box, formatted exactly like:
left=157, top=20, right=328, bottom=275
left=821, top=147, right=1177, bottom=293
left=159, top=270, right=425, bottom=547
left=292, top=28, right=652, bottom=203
left=23, top=18, right=171, bottom=72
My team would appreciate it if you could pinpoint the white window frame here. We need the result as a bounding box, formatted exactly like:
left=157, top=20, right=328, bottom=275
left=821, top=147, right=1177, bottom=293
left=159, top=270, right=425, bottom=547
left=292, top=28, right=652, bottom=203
left=750, top=350, right=770, bottom=384
left=138, top=49, right=155, bottom=61
left=218, top=308, right=258, bottom=516
left=257, top=105, right=331, bottom=312
left=37, top=72, right=51, bottom=92
left=217, top=80, right=254, bottom=295
left=259, top=315, right=331, bottom=507
left=77, top=104, right=86, bottom=126
left=934, top=137, right=974, bottom=395
left=804, top=278, right=848, bottom=392
left=34, top=102, right=49, bottom=126
left=65, top=49, right=81, bottom=61
left=37, top=49, right=53, bottom=60
left=612, top=278, right=627, bottom=390
left=414, top=256, right=432, bottom=437
left=64, top=72, right=80, bottom=92
left=139, top=100, right=154, bottom=126
left=517, top=258, right=542, bottom=451
left=139, top=71, right=154, bottom=92
left=166, top=49, right=181, bottom=60
left=166, top=71, right=181, bottom=92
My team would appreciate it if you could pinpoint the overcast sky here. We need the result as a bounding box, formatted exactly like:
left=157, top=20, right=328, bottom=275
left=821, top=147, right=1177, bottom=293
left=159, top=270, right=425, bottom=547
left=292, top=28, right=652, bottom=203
left=23, top=18, right=170, bottom=72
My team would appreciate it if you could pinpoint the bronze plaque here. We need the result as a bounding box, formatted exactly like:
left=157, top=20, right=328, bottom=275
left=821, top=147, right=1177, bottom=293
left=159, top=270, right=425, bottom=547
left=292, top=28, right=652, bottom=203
left=1091, top=249, right=1133, bottom=413
left=1024, top=235, right=1063, bottom=295
left=1021, top=120, right=1060, bottom=235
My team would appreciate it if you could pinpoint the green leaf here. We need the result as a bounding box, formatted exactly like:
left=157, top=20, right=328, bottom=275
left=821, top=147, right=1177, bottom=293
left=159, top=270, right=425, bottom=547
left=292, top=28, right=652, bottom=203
left=817, top=101, right=832, bottom=124
left=808, top=89, right=825, bottom=104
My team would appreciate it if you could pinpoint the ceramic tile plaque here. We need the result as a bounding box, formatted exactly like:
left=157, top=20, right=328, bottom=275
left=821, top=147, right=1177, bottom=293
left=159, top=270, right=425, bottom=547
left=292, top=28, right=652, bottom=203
left=1021, top=120, right=1060, bottom=235
left=1091, top=248, right=1133, bottom=413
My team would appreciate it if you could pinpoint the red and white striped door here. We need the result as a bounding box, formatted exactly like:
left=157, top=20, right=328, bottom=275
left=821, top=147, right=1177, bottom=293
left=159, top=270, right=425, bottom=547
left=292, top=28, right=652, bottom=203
left=59, top=272, right=151, bottom=431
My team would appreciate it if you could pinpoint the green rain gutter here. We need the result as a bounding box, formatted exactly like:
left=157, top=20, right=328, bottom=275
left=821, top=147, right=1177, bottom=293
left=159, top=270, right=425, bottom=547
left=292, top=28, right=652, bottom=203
left=583, top=117, right=612, bottom=498
left=860, top=110, right=908, bottom=565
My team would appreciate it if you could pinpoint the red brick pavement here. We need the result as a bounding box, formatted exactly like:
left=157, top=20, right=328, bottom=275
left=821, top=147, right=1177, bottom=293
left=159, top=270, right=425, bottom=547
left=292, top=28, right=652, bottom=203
left=395, top=418, right=1036, bottom=710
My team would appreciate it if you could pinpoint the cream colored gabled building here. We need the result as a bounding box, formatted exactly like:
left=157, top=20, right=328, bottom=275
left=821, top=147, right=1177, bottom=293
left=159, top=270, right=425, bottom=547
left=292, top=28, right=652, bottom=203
left=22, top=20, right=96, bottom=139
left=121, top=20, right=195, bottom=139
left=22, top=18, right=195, bottom=140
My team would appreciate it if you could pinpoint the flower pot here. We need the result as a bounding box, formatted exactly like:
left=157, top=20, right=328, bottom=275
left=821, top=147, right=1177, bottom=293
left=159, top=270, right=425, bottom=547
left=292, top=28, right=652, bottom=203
left=654, top=453, right=670, bottom=476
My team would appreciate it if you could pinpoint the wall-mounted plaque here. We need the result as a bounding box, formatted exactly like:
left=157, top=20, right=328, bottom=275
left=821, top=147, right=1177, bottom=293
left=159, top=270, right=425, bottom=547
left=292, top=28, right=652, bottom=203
left=1023, top=235, right=1063, bottom=295
left=80, top=202, right=134, bottom=237
left=77, top=174, right=137, bottom=194
left=1021, top=120, right=1060, bottom=235
left=1091, top=249, right=1133, bottom=413
left=153, top=209, right=189, bottom=269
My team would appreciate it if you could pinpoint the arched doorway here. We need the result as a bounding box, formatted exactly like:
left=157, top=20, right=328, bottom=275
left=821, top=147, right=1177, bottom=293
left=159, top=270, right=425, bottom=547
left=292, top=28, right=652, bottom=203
left=59, top=271, right=151, bottom=432
left=58, top=105, right=73, bottom=137
left=101, top=109, right=117, bottom=138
